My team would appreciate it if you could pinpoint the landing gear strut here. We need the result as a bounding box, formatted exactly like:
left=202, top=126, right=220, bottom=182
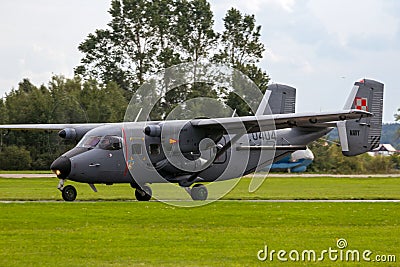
left=189, top=184, right=208, bottom=201
left=135, top=184, right=152, bottom=201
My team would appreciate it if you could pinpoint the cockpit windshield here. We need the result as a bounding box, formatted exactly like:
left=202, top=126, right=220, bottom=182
left=77, top=135, right=101, bottom=149
left=77, top=135, right=122, bottom=150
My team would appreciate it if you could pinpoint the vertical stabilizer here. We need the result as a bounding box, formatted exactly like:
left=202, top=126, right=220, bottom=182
left=338, top=79, right=384, bottom=156
left=256, top=84, right=296, bottom=115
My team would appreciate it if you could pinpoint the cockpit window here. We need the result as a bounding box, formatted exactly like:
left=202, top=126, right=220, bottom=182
left=77, top=135, right=101, bottom=149
left=99, top=136, right=122, bottom=150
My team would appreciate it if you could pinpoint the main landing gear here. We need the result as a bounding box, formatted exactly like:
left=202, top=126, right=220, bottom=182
left=132, top=183, right=208, bottom=201
left=134, top=184, right=153, bottom=201
left=185, top=184, right=208, bottom=201
left=190, top=184, right=208, bottom=200
left=56, top=180, right=208, bottom=202
left=58, top=179, right=77, bottom=202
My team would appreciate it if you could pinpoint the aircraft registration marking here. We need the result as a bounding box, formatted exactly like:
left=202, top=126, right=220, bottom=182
left=250, top=131, right=277, bottom=141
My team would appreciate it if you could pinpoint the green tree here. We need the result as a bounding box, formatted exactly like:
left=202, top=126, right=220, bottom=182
left=0, top=98, right=7, bottom=124
left=215, top=8, right=269, bottom=115
left=75, top=1, right=268, bottom=118
left=0, top=145, right=32, bottom=170
left=390, top=154, right=400, bottom=170
left=216, top=8, right=264, bottom=67
left=395, top=108, right=400, bottom=139
left=76, top=0, right=173, bottom=92
left=0, top=99, right=7, bottom=154
left=308, top=137, right=399, bottom=174
left=1, top=76, right=128, bottom=169
left=365, top=155, right=394, bottom=174
left=175, top=0, right=217, bottom=62
left=307, top=139, right=336, bottom=173
left=80, top=80, right=128, bottom=123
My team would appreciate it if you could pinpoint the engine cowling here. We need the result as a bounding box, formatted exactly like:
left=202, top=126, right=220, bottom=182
left=58, top=128, right=77, bottom=140
left=144, top=125, right=161, bottom=137
left=144, top=122, right=223, bottom=153
left=58, top=127, right=93, bottom=141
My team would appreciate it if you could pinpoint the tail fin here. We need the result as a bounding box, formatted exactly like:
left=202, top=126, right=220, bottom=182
left=256, top=84, right=296, bottom=115
left=337, top=79, right=384, bottom=156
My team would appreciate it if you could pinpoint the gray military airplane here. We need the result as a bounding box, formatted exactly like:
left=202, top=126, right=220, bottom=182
left=0, top=79, right=383, bottom=201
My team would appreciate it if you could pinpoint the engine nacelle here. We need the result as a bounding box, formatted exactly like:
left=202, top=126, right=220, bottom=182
left=144, top=122, right=223, bottom=154
left=58, top=128, right=77, bottom=140
left=58, top=127, right=92, bottom=141
left=144, top=125, right=161, bottom=137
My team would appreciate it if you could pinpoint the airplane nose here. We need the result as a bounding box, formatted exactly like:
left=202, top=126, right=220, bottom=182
left=50, top=156, right=71, bottom=179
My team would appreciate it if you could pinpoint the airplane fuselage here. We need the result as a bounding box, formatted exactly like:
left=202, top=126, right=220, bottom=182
left=52, top=122, right=331, bottom=187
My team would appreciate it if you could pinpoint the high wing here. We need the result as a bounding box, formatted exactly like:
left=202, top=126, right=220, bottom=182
left=0, top=123, right=107, bottom=141
left=0, top=110, right=372, bottom=135
left=190, top=109, right=372, bottom=133
left=0, top=124, right=105, bottom=131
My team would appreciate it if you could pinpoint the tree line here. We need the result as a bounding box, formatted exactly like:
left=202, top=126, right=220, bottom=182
left=0, top=0, right=399, bottom=172
left=0, top=77, right=127, bottom=169
left=307, top=139, right=400, bottom=174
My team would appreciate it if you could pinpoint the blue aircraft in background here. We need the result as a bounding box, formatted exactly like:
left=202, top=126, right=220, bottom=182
left=270, top=148, right=314, bottom=173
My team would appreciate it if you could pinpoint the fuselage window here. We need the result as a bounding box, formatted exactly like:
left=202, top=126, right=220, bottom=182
left=214, top=136, right=227, bottom=164
left=149, top=144, right=160, bottom=155
left=99, top=136, right=122, bottom=150
left=132, top=143, right=143, bottom=155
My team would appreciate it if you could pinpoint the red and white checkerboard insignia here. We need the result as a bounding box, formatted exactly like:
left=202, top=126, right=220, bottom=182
left=354, top=97, right=368, bottom=111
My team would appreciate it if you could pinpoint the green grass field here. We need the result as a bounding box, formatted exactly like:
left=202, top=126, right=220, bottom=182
left=1, top=202, right=399, bottom=266
left=1, top=176, right=400, bottom=201
left=0, top=170, right=52, bottom=174
left=1, top=176, right=399, bottom=266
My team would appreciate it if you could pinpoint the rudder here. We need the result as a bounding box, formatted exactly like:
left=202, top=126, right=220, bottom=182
left=338, top=79, right=384, bottom=156
left=256, top=84, right=296, bottom=115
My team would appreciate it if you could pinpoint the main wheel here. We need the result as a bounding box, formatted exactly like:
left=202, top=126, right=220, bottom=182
left=62, top=185, right=77, bottom=202
left=190, top=184, right=208, bottom=201
left=135, top=185, right=152, bottom=201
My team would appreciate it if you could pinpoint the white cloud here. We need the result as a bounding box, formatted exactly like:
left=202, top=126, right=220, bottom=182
left=254, top=0, right=400, bottom=122
left=0, top=0, right=111, bottom=97
left=307, top=0, right=399, bottom=47
left=273, top=0, right=296, bottom=12
left=211, top=0, right=295, bottom=14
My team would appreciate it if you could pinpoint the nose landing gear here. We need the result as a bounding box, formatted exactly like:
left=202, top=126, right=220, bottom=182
left=61, top=185, right=77, bottom=202
left=57, top=179, right=77, bottom=202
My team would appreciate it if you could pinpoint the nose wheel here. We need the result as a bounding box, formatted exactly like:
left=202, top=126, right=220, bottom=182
left=61, top=185, right=77, bottom=202
left=135, top=185, right=152, bottom=201
left=58, top=179, right=77, bottom=201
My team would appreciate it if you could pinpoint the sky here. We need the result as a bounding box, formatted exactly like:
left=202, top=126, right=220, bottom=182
left=0, top=0, right=399, bottom=122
